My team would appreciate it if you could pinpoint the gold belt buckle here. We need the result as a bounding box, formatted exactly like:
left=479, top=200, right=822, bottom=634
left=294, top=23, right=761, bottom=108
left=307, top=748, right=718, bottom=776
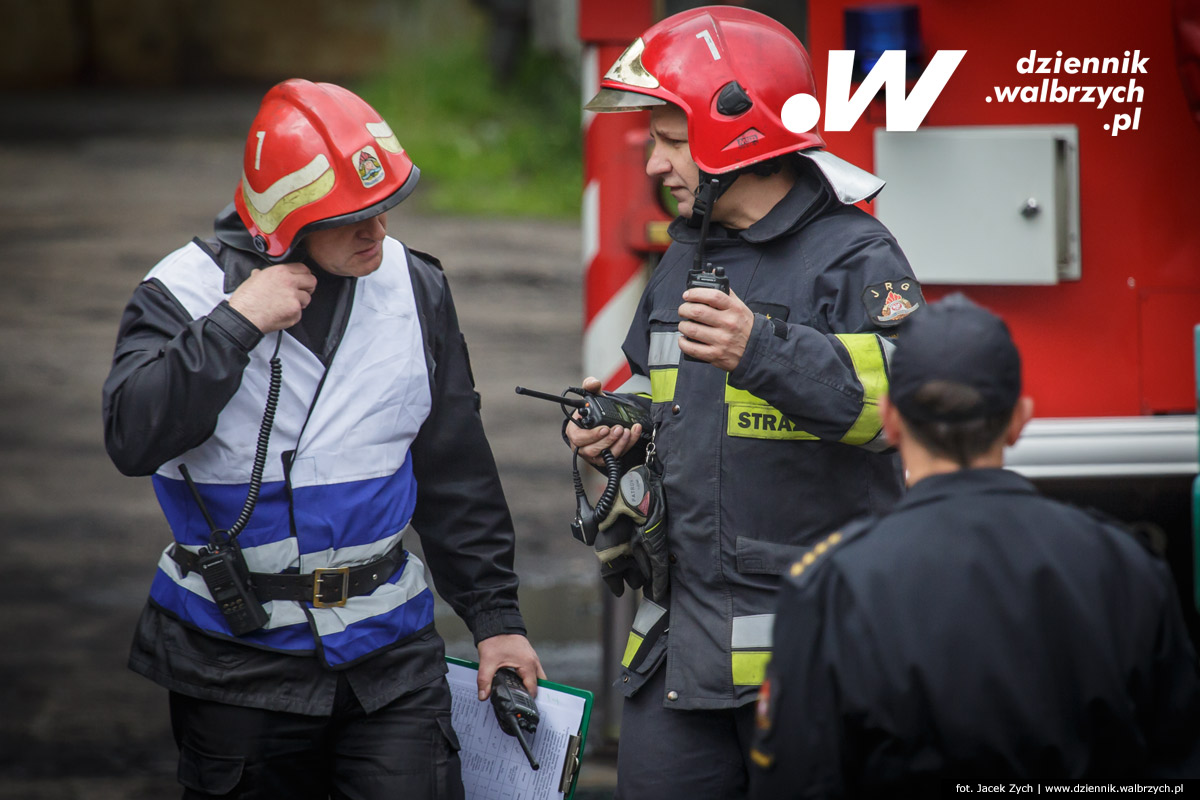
left=313, top=567, right=350, bottom=608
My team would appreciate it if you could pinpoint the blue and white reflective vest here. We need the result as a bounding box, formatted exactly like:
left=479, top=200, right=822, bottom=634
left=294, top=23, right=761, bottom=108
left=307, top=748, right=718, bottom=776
left=145, top=237, right=435, bottom=667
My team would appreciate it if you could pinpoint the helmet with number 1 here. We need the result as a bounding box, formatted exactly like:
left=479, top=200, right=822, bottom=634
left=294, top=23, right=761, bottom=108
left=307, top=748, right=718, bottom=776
left=585, top=6, right=825, bottom=175
left=234, top=79, right=419, bottom=261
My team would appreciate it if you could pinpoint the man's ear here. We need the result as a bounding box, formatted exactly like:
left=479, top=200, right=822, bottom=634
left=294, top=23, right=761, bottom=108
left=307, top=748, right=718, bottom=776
left=879, top=394, right=903, bottom=449
left=1004, top=396, right=1035, bottom=447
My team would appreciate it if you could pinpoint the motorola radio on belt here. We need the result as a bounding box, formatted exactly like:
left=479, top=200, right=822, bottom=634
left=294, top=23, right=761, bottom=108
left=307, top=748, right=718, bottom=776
left=490, top=667, right=540, bottom=770
left=178, top=465, right=270, bottom=636
left=175, top=332, right=284, bottom=636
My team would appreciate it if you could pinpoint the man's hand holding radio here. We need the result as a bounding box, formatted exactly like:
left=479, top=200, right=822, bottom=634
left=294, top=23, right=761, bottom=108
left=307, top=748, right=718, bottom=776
left=564, top=377, right=643, bottom=468
left=678, top=286, right=754, bottom=371
left=229, top=262, right=318, bottom=333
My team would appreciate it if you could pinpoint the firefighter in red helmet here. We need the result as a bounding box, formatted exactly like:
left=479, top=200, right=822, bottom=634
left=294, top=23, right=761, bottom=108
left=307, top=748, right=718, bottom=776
left=103, top=79, right=543, bottom=799
left=567, top=8, right=923, bottom=797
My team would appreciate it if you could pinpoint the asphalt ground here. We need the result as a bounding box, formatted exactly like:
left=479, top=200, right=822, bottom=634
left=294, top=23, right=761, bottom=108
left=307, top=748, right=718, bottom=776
left=0, top=89, right=618, bottom=799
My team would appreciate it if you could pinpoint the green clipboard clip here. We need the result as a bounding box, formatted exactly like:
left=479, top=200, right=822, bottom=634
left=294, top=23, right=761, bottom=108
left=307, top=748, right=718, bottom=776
left=446, top=656, right=594, bottom=800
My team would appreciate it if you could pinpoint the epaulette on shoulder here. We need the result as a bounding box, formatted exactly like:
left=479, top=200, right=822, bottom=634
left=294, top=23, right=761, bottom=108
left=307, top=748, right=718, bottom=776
left=785, top=516, right=876, bottom=586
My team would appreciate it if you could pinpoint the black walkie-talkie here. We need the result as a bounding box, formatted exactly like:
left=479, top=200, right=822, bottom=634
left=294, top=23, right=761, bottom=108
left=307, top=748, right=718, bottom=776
left=490, top=667, right=540, bottom=771
left=179, top=465, right=269, bottom=636
left=197, top=533, right=269, bottom=636
left=174, top=332, right=283, bottom=637
left=514, top=385, right=651, bottom=437
left=686, top=263, right=729, bottom=294
left=683, top=178, right=730, bottom=360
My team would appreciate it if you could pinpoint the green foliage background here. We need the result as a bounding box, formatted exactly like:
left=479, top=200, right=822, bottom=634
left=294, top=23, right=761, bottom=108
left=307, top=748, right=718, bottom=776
left=358, top=5, right=582, bottom=219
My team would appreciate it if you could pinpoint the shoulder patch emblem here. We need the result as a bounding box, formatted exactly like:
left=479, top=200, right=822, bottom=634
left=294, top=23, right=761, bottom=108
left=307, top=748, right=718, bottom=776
left=862, top=279, right=923, bottom=327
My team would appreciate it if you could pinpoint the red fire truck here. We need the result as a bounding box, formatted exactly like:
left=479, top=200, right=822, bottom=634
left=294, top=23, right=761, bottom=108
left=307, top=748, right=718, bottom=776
left=578, top=0, right=1200, bottom=644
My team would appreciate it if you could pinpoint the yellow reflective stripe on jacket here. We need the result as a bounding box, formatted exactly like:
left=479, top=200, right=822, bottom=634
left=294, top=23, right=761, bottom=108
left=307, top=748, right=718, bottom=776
left=650, top=368, right=678, bottom=403
left=835, top=334, right=888, bottom=446
left=622, top=632, right=645, bottom=668
left=732, top=651, right=772, bottom=685
left=648, top=330, right=682, bottom=403
left=724, top=382, right=816, bottom=440
left=731, top=614, right=774, bottom=686
left=727, top=406, right=819, bottom=439
left=622, top=597, right=668, bottom=668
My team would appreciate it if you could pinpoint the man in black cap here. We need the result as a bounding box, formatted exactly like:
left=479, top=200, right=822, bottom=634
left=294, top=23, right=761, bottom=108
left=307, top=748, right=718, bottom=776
left=747, top=294, right=1200, bottom=798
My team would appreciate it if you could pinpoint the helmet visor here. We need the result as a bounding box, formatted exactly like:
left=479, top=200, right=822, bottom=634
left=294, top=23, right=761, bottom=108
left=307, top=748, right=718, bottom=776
left=584, top=88, right=668, bottom=113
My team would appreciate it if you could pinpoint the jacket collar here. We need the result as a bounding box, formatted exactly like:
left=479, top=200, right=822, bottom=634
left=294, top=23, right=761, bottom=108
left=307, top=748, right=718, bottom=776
left=206, top=205, right=331, bottom=295
left=894, top=468, right=1038, bottom=513
left=207, top=203, right=271, bottom=294
left=667, top=162, right=835, bottom=247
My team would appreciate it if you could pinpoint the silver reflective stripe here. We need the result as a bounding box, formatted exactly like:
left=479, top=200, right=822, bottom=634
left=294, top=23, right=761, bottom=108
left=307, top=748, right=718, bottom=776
left=879, top=336, right=897, bottom=373
left=649, top=331, right=681, bottom=367
left=300, top=524, right=410, bottom=571
left=860, top=428, right=893, bottom=453
left=731, top=614, right=774, bottom=649
left=799, top=150, right=886, bottom=205
left=632, top=597, right=668, bottom=635
left=615, top=373, right=652, bottom=396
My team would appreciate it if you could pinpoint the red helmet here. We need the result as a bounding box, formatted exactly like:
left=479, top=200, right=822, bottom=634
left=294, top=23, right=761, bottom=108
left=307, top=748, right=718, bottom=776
left=585, top=6, right=825, bottom=175
left=234, top=79, right=419, bottom=260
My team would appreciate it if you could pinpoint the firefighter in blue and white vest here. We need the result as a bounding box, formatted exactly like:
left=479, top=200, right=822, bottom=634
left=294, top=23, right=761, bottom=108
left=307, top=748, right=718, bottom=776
left=568, top=7, right=923, bottom=798
left=102, top=79, right=543, bottom=799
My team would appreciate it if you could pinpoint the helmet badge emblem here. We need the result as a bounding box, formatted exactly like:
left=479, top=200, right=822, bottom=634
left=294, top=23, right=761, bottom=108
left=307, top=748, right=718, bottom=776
left=354, top=146, right=385, bottom=188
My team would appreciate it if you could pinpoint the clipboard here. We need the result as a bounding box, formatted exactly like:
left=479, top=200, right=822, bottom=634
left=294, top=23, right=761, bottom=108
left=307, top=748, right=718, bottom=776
left=446, top=656, right=594, bottom=800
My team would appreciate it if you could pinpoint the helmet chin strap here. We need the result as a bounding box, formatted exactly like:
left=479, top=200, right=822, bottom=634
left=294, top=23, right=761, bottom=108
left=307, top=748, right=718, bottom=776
left=686, top=171, right=738, bottom=230
left=687, top=157, right=784, bottom=229
left=687, top=177, right=724, bottom=276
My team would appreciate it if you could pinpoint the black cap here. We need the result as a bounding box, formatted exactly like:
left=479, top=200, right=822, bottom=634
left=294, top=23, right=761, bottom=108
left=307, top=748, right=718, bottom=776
left=889, top=293, right=1022, bottom=422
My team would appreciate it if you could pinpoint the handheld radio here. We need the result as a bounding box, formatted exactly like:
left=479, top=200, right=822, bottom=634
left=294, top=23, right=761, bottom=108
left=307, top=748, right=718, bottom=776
left=179, top=466, right=270, bottom=636
left=176, top=332, right=283, bottom=636
left=490, top=667, right=540, bottom=770
left=515, top=385, right=652, bottom=545
left=683, top=178, right=730, bottom=360
left=514, top=385, right=651, bottom=434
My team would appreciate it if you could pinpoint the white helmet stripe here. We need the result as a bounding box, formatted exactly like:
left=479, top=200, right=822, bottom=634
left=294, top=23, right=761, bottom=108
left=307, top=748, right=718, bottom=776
left=366, top=121, right=404, bottom=154
left=242, top=154, right=333, bottom=215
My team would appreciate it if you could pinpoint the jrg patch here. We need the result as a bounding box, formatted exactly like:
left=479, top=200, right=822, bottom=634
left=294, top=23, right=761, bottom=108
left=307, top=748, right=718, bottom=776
left=862, top=279, right=922, bottom=326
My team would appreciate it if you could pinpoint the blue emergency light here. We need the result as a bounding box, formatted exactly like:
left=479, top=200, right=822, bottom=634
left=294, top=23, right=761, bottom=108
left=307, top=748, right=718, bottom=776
left=844, top=5, right=924, bottom=83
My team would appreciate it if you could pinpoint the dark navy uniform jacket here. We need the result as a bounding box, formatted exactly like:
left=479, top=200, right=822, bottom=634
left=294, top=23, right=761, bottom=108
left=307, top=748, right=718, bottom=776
left=749, top=468, right=1200, bottom=798
left=612, top=165, right=920, bottom=710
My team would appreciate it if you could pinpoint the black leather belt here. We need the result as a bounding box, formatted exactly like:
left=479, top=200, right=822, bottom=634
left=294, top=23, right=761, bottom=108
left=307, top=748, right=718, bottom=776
left=169, top=542, right=407, bottom=608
